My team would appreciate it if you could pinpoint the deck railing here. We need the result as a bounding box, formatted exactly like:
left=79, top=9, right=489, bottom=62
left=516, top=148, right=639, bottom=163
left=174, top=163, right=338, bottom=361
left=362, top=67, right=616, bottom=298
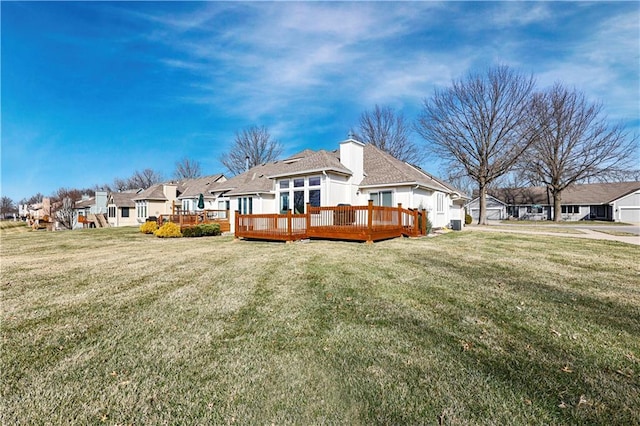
left=235, top=201, right=427, bottom=243
left=158, top=209, right=231, bottom=232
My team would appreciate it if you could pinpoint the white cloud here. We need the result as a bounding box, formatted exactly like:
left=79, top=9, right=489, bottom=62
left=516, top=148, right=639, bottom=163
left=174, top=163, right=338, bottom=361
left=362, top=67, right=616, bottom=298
left=537, top=11, right=640, bottom=122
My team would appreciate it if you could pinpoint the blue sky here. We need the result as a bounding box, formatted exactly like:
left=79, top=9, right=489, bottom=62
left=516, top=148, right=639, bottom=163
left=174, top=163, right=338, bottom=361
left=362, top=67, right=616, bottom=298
left=2, top=1, right=639, bottom=202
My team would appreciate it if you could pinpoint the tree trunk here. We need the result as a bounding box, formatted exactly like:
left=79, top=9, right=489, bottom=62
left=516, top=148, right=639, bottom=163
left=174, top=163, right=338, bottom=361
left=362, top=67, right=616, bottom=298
left=553, top=191, right=562, bottom=222
left=478, top=184, right=488, bottom=225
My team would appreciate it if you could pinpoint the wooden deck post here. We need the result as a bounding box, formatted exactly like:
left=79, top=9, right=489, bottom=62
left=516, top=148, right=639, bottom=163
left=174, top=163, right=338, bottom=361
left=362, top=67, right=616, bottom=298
left=234, top=210, right=240, bottom=239
left=412, top=209, right=418, bottom=237
left=287, top=209, right=293, bottom=242
left=306, top=203, right=311, bottom=238
left=397, top=203, right=402, bottom=232
left=367, top=200, right=374, bottom=243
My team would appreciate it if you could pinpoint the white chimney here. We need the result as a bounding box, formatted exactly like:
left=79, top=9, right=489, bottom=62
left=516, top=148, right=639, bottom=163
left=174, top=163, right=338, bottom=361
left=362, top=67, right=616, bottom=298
left=339, top=137, right=364, bottom=186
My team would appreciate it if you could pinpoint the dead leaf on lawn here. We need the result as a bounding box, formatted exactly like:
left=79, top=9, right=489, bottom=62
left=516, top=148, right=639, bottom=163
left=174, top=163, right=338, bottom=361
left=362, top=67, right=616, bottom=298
left=561, top=365, right=573, bottom=373
left=461, top=341, right=472, bottom=351
left=577, top=394, right=590, bottom=407
left=615, top=369, right=634, bottom=378
left=558, top=401, right=568, bottom=409
left=625, top=352, right=639, bottom=363
left=551, top=329, right=562, bottom=337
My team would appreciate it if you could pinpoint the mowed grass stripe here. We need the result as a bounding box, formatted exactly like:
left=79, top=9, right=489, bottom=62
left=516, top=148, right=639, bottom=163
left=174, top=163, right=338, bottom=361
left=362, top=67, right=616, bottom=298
left=1, top=226, right=638, bottom=424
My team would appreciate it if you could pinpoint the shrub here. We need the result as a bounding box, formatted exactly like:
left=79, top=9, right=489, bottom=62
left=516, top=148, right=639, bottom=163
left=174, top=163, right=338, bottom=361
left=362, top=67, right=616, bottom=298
left=465, top=214, right=473, bottom=225
left=182, top=226, right=203, bottom=238
left=154, top=222, right=182, bottom=238
left=199, top=223, right=221, bottom=236
left=140, top=221, right=158, bottom=234
left=181, top=223, right=221, bottom=238
left=426, top=218, right=433, bottom=235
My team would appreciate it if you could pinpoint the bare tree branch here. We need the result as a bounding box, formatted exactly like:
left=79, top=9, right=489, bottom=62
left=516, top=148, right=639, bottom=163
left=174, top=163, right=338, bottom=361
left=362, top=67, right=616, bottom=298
left=220, top=125, right=283, bottom=176
left=173, top=158, right=202, bottom=179
left=416, top=66, right=539, bottom=224
left=520, top=83, right=638, bottom=221
left=354, top=105, right=424, bottom=164
left=128, top=169, right=164, bottom=189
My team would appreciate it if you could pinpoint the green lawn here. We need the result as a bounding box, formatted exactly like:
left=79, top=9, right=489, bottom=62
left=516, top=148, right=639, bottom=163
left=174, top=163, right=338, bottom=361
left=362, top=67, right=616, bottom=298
left=1, top=227, right=638, bottom=424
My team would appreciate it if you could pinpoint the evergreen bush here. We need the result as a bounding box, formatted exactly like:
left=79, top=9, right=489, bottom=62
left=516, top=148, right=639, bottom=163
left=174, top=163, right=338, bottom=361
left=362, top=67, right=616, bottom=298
left=199, top=223, right=221, bottom=236
left=182, top=226, right=203, bottom=238
left=465, top=214, right=473, bottom=225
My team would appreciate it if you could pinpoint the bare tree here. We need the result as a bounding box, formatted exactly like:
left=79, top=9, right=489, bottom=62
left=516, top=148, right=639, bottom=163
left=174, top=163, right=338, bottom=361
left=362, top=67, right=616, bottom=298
left=173, top=157, right=202, bottom=179
left=521, top=83, right=638, bottom=221
left=128, top=169, right=163, bottom=189
left=1, top=196, right=16, bottom=219
left=220, top=125, right=283, bottom=175
left=51, top=187, right=84, bottom=230
left=415, top=66, right=539, bottom=225
left=19, top=193, right=44, bottom=206
left=354, top=105, right=424, bottom=164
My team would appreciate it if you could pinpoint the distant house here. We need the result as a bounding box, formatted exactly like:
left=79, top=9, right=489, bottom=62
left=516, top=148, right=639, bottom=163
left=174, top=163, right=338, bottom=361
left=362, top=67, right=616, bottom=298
left=465, top=181, right=640, bottom=222
left=107, top=190, right=142, bottom=227
left=214, top=137, right=468, bottom=233
left=132, top=174, right=227, bottom=223
left=176, top=174, right=227, bottom=216
left=73, top=191, right=108, bottom=229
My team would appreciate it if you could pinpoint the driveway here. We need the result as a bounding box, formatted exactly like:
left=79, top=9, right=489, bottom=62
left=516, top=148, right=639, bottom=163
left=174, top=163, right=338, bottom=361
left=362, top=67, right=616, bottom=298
left=465, top=222, right=640, bottom=246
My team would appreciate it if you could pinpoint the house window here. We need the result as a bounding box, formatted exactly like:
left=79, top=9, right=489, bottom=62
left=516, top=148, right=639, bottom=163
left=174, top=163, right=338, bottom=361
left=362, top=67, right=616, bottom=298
left=136, top=201, right=147, bottom=219
left=121, top=207, right=130, bottom=218
left=182, top=199, right=191, bottom=212
left=529, top=205, right=543, bottom=214
left=436, top=193, right=445, bottom=213
left=371, top=191, right=393, bottom=207
left=561, top=205, right=579, bottom=214
left=294, top=191, right=305, bottom=214
left=108, top=206, right=116, bottom=218
left=278, top=176, right=322, bottom=213
left=238, top=197, right=253, bottom=215
left=309, top=190, right=321, bottom=207
left=280, top=193, right=290, bottom=213
left=217, top=200, right=229, bottom=218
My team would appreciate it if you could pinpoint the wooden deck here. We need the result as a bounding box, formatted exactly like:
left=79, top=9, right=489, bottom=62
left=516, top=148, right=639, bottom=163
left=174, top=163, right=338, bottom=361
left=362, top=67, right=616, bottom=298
left=235, top=202, right=427, bottom=243
left=158, top=210, right=231, bottom=233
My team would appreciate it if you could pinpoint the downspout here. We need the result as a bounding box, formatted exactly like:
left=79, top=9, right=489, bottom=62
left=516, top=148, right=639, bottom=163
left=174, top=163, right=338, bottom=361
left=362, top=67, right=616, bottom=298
left=322, top=170, right=329, bottom=205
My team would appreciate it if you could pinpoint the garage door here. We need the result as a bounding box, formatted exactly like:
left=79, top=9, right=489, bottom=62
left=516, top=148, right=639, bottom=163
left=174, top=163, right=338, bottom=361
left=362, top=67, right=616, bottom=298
left=620, top=208, right=640, bottom=223
left=486, top=209, right=503, bottom=220
left=471, top=208, right=502, bottom=220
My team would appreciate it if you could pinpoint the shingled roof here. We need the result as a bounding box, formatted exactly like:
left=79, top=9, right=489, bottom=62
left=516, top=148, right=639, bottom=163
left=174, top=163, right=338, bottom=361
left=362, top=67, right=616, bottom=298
left=178, top=174, right=225, bottom=198
left=109, top=190, right=141, bottom=208
left=217, top=149, right=351, bottom=196
left=213, top=142, right=466, bottom=197
left=360, top=144, right=460, bottom=194
left=488, top=181, right=640, bottom=205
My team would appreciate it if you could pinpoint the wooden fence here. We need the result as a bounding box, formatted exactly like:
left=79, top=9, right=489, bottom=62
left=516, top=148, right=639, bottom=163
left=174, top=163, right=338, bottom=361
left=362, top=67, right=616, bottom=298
left=158, top=210, right=231, bottom=233
left=235, top=201, right=427, bottom=243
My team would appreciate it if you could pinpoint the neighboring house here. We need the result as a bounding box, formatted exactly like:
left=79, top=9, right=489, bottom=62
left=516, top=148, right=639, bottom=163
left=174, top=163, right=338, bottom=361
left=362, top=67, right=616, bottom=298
left=466, top=195, right=509, bottom=221
left=107, top=190, right=142, bottom=227
left=133, top=182, right=182, bottom=223
left=132, top=174, right=228, bottom=223
left=73, top=191, right=108, bottom=229
left=214, top=137, right=468, bottom=232
left=176, top=174, right=227, bottom=216
left=466, top=181, right=640, bottom=222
